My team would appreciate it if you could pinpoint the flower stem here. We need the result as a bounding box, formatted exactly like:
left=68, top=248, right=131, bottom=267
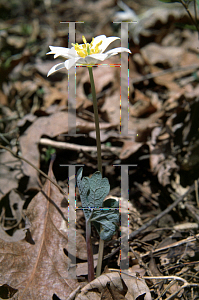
left=88, top=66, right=102, bottom=174
left=88, top=66, right=104, bottom=279
left=86, top=220, right=95, bottom=282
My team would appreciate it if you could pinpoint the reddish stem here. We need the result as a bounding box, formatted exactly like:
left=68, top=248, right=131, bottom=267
left=86, top=220, right=95, bottom=282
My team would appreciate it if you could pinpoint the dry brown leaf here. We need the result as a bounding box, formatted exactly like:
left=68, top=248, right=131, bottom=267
left=75, top=270, right=151, bottom=300
left=76, top=254, right=98, bottom=277
left=75, top=272, right=124, bottom=300
left=7, top=35, right=26, bottom=48
left=43, top=85, right=68, bottom=108
left=0, top=224, right=27, bottom=243
left=0, top=149, right=23, bottom=195
left=129, top=110, right=164, bottom=134
left=100, top=92, right=120, bottom=125
left=119, top=140, right=142, bottom=160
left=0, top=159, right=83, bottom=300
left=100, top=282, right=126, bottom=300
left=121, top=269, right=151, bottom=300
left=0, top=90, right=7, bottom=105
left=130, top=7, right=186, bottom=44
left=130, top=89, right=155, bottom=118
left=34, top=57, right=65, bottom=76
left=141, top=232, right=161, bottom=243
left=141, top=43, right=184, bottom=68
left=0, top=189, right=27, bottom=243
left=19, top=111, right=115, bottom=189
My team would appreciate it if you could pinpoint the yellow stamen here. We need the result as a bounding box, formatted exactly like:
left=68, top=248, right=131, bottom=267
left=82, top=36, right=87, bottom=44
left=71, top=36, right=103, bottom=58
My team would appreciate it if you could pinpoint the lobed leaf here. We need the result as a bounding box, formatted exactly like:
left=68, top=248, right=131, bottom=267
left=91, top=198, right=119, bottom=241
left=77, top=168, right=119, bottom=240
left=77, top=167, right=110, bottom=221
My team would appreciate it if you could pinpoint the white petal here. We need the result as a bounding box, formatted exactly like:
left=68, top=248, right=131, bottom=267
left=47, top=62, right=66, bottom=77
left=64, top=57, right=81, bottom=70
left=47, top=46, right=76, bottom=59
left=87, top=53, right=109, bottom=62
left=92, top=35, right=107, bottom=46
left=99, top=37, right=120, bottom=53
left=105, top=47, right=131, bottom=56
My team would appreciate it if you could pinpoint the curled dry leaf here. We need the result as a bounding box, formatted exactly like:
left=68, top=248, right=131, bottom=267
left=0, top=159, right=84, bottom=300
left=75, top=272, right=123, bottom=300
left=75, top=270, right=151, bottom=300
left=122, top=271, right=151, bottom=300
left=0, top=189, right=29, bottom=242
left=0, top=150, right=23, bottom=195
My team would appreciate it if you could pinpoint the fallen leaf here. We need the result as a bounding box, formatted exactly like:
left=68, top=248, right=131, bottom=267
left=75, top=270, right=151, bottom=300
left=119, top=140, right=142, bottom=160
left=0, top=149, right=23, bottom=195
left=19, top=111, right=115, bottom=190
left=75, top=272, right=124, bottom=300
left=141, top=43, right=184, bottom=68
left=0, top=158, right=83, bottom=300
left=122, top=269, right=151, bottom=300
left=100, top=282, right=125, bottom=299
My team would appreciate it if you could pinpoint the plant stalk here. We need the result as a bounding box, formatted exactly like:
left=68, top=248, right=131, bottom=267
left=88, top=66, right=102, bottom=174
left=86, top=220, right=95, bottom=282
left=88, top=66, right=104, bottom=279
left=180, top=0, right=199, bottom=37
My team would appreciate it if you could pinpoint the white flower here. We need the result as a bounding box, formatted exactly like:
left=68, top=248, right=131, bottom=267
left=46, top=35, right=131, bottom=76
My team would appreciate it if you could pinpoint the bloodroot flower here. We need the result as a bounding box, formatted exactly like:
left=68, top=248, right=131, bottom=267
left=46, top=35, right=131, bottom=76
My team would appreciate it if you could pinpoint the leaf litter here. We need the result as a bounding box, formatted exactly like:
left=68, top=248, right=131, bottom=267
left=0, top=0, right=199, bottom=299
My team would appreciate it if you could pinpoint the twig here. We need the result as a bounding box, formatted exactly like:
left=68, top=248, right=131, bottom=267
left=0, top=128, right=19, bottom=136
left=0, top=116, right=19, bottom=123
left=110, top=269, right=199, bottom=300
left=39, top=138, right=120, bottom=154
left=165, top=282, right=199, bottom=300
left=194, top=0, right=198, bottom=27
left=67, top=286, right=81, bottom=300
left=132, top=64, right=199, bottom=84
left=139, top=233, right=199, bottom=259
left=0, top=144, right=66, bottom=195
left=129, top=182, right=196, bottom=240
left=195, top=179, right=199, bottom=208
left=185, top=204, right=199, bottom=223
left=111, top=182, right=196, bottom=255
left=66, top=286, right=81, bottom=300
left=180, top=0, right=199, bottom=37
left=109, top=269, right=187, bottom=283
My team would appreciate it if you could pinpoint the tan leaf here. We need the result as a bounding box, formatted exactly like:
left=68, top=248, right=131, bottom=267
left=0, top=159, right=83, bottom=300
left=0, top=150, right=23, bottom=195
left=75, top=270, right=151, bottom=300
left=121, top=269, right=151, bottom=300
left=19, top=111, right=115, bottom=190
left=100, top=282, right=125, bottom=300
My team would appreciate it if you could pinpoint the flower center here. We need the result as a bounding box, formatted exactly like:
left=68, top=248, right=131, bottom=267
left=71, top=36, right=102, bottom=58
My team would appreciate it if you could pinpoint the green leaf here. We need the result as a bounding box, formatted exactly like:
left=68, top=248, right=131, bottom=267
left=158, top=0, right=181, bottom=2
left=77, top=167, right=110, bottom=221
left=44, top=146, right=56, bottom=163
left=91, top=198, right=119, bottom=241
left=77, top=169, right=119, bottom=240
left=77, top=168, right=91, bottom=220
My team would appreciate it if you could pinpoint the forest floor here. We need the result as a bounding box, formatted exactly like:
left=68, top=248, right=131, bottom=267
left=0, top=0, right=199, bottom=299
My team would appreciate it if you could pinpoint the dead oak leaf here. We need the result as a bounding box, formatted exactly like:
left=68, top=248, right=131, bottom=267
left=19, top=111, right=115, bottom=190
left=0, top=159, right=83, bottom=300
